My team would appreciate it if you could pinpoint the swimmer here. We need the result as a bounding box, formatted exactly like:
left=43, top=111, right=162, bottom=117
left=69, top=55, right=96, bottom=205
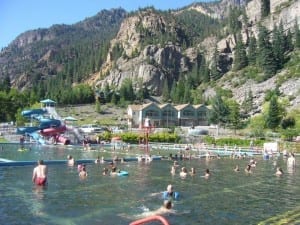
left=110, top=166, right=118, bottom=176
left=287, top=153, right=296, bottom=168
left=95, top=156, right=101, bottom=164
left=79, top=165, right=88, bottom=178
left=173, top=160, right=179, bottom=167
left=204, top=168, right=210, bottom=178
left=245, top=164, right=252, bottom=173
left=149, top=200, right=174, bottom=215
left=32, top=160, right=48, bottom=186
left=164, top=184, right=177, bottom=200
left=275, top=167, right=283, bottom=176
left=67, top=155, right=75, bottom=166
left=77, top=164, right=84, bottom=172
left=102, top=167, right=109, bottom=175
left=234, top=165, right=240, bottom=172
left=179, top=167, right=188, bottom=178
left=189, top=167, right=196, bottom=176
left=170, top=166, right=176, bottom=175
left=120, top=199, right=175, bottom=221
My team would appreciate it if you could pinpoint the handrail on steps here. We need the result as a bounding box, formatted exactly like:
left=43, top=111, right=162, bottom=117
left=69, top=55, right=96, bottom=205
left=129, top=215, right=170, bottom=225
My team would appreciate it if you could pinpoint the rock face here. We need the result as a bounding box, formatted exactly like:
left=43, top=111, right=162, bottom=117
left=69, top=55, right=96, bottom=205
left=95, top=10, right=191, bottom=95
left=96, top=43, right=190, bottom=95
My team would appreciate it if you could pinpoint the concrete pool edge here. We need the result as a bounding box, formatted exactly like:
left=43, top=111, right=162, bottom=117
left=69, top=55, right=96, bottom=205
left=0, top=155, right=162, bottom=167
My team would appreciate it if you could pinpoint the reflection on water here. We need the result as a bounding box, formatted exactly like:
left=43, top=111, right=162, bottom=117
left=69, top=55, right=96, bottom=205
left=0, top=145, right=299, bottom=225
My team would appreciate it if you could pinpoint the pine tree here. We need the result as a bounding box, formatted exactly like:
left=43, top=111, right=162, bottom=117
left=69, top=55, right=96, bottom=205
left=228, top=99, right=241, bottom=134
left=285, top=29, right=294, bottom=52
left=162, top=79, right=170, bottom=102
left=210, top=46, right=221, bottom=81
left=95, top=99, right=102, bottom=113
left=170, top=81, right=177, bottom=103
left=176, top=78, right=185, bottom=103
left=198, top=55, right=210, bottom=83
left=119, top=78, right=135, bottom=102
left=1, top=75, right=11, bottom=93
left=257, top=25, right=277, bottom=77
left=228, top=6, right=242, bottom=34
left=233, top=32, right=248, bottom=71
left=247, top=35, right=257, bottom=65
left=266, top=95, right=282, bottom=131
left=183, top=79, right=192, bottom=103
left=209, top=92, right=230, bottom=128
left=111, top=92, right=118, bottom=105
left=294, top=20, right=300, bottom=49
left=272, top=23, right=285, bottom=70
left=241, top=90, right=253, bottom=118
left=261, top=0, right=270, bottom=18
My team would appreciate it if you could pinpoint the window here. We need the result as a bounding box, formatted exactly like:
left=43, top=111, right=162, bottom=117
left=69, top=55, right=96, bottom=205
left=162, top=110, right=175, bottom=117
left=198, top=111, right=206, bottom=118
left=183, top=110, right=194, bottom=117
left=146, top=110, right=159, bottom=117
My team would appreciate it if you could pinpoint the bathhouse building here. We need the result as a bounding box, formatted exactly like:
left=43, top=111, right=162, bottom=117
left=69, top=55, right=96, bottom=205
left=127, top=103, right=209, bottom=128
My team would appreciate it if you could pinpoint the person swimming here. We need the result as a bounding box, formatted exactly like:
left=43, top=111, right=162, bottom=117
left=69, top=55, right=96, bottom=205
left=110, top=166, right=118, bottom=176
left=79, top=165, right=88, bottom=178
left=67, top=155, right=75, bottom=166
left=245, top=164, right=252, bottom=173
left=275, top=167, right=283, bottom=176
left=170, top=165, right=176, bottom=175
left=163, top=184, right=179, bottom=200
left=189, top=167, right=196, bottom=175
left=234, top=165, right=240, bottom=172
left=179, top=167, right=188, bottom=178
left=204, top=168, right=210, bottom=178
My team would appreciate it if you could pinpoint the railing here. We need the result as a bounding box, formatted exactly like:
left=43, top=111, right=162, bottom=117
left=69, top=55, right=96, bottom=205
left=129, top=215, right=170, bottom=225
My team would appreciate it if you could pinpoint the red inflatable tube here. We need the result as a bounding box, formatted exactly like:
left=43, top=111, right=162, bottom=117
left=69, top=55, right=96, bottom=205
left=56, top=135, right=70, bottom=145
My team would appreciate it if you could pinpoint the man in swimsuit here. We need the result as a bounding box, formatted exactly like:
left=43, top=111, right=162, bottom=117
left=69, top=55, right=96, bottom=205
left=32, top=160, right=48, bottom=186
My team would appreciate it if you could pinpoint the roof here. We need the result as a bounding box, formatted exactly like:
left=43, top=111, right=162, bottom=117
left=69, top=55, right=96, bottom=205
left=63, top=116, right=77, bottom=121
left=194, top=104, right=206, bottom=109
left=174, top=104, right=191, bottom=110
left=40, top=99, right=56, bottom=104
left=141, top=102, right=154, bottom=110
left=128, top=104, right=142, bottom=111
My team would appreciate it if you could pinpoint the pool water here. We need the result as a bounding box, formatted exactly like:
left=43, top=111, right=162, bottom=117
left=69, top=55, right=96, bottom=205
left=0, top=144, right=299, bottom=225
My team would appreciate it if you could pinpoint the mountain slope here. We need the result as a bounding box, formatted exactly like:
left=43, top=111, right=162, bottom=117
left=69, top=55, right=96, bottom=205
left=0, top=8, right=126, bottom=89
left=0, top=0, right=299, bottom=113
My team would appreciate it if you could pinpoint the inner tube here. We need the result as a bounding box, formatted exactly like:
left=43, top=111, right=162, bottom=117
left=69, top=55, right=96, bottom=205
left=118, top=170, right=129, bottom=176
left=163, top=191, right=179, bottom=200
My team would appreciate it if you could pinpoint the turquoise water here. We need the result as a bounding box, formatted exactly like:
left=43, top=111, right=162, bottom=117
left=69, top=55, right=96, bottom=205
left=0, top=144, right=299, bottom=225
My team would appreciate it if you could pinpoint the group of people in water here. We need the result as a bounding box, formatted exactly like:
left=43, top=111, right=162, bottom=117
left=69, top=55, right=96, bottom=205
left=31, top=149, right=297, bottom=220
left=170, top=160, right=210, bottom=178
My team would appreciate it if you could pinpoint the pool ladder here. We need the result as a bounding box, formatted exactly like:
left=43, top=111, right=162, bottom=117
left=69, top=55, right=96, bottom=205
left=130, top=215, right=170, bottom=225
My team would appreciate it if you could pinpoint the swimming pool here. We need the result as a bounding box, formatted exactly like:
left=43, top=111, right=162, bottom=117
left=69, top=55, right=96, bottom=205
left=0, top=144, right=299, bottom=225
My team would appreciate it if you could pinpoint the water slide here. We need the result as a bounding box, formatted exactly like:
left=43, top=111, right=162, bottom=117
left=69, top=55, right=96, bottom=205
left=18, top=108, right=70, bottom=145
left=30, top=131, right=46, bottom=145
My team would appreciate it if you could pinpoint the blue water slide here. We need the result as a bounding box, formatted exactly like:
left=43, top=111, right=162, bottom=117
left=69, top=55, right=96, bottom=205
left=30, top=131, right=45, bottom=145
left=21, top=109, right=46, bottom=118
left=39, top=118, right=61, bottom=129
left=16, top=126, right=40, bottom=135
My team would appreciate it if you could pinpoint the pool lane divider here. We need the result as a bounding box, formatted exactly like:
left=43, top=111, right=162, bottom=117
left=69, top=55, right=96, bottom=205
left=0, top=155, right=162, bottom=167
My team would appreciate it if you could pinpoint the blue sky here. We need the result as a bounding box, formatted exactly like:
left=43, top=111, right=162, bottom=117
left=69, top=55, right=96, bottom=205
left=0, top=0, right=214, bottom=49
